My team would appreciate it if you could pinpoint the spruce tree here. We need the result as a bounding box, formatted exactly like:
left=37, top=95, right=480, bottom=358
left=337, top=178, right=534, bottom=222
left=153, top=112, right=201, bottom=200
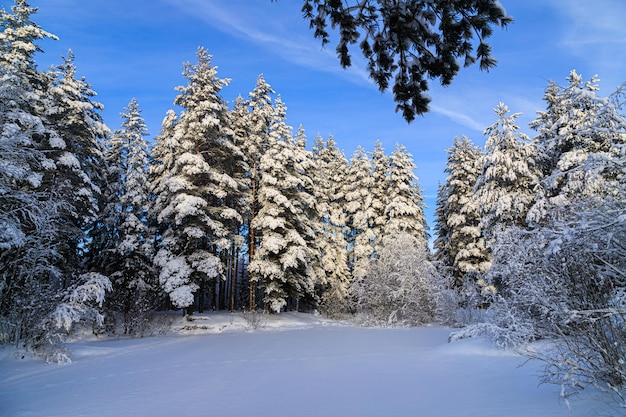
left=369, top=140, right=390, bottom=250
left=95, top=98, right=155, bottom=333
left=528, top=71, right=626, bottom=224
left=1, top=1, right=111, bottom=349
left=44, top=50, right=109, bottom=275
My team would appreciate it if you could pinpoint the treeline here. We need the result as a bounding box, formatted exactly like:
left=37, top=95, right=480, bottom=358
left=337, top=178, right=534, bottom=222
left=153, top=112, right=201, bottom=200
left=1, top=2, right=439, bottom=359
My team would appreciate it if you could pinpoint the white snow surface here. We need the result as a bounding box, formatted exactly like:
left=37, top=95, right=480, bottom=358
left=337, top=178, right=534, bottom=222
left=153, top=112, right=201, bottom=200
left=0, top=313, right=612, bottom=417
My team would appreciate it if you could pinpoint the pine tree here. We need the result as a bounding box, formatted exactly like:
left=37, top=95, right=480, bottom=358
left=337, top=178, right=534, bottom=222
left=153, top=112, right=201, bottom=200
left=369, top=140, right=390, bottom=250
left=344, top=146, right=376, bottom=282
left=248, top=97, right=320, bottom=313
left=234, top=75, right=276, bottom=311
left=151, top=48, right=231, bottom=313
left=95, top=98, right=155, bottom=333
left=311, top=134, right=351, bottom=316
left=474, top=103, right=540, bottom=243
left=528, top=71, right=626, bottom=224
left=433, top=182, right=452, bottom=269
left=302, top=0, right=511, bottom=122
left=435, top=136, right=491, bottom=287
left=383, top=144, right=427, bottom=242
left=43, top=50, right=109, bottom=275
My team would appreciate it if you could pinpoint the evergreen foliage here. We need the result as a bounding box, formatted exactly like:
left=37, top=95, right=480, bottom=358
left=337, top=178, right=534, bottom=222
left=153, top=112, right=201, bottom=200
left=384, top=144, right=427, bottom=242
left=344, top=146, right=376, bottom=282
left=151, top=48, right=230, bottom=312
left=249, top=98, right=321, bottom=313
left=474, top=103, right=540, bottom=243
left=301, top=0, right=512, bottom=122
left=94, top=98, right=156, bottom=334
left=311, top=134, right=351, bottom=316
left=0, top=1, right=110, bottom=358
left=434, top=136, right=490, bottom=288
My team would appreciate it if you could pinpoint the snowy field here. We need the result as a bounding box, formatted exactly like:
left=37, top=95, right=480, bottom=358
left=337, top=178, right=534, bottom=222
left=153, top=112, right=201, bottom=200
left=0, top=313, right=614, bottom=417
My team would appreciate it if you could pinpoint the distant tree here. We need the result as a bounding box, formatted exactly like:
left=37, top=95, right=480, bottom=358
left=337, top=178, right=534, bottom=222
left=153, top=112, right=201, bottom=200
left=302, top=0, right=512, bottom=122
left=234, top=75, right=276, bottom=311
left=433, top=182, right=452, bottom=268
left=369, top=140, right=390, bottom=249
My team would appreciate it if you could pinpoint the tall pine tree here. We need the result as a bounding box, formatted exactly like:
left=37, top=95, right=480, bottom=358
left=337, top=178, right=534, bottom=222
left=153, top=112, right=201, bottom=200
left=434, top=136, right=491, bottom=287
left=311, top=134, right=351, bottom=316
left=151, top=48, right=231, bottom=313
left=248, top=97, right=320, bottom=313
left=474, top=103, right=539, bottom=243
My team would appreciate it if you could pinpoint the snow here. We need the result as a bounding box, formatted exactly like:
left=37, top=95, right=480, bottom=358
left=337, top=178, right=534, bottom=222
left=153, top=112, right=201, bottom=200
left=0, top=313, right=606, bottom=417
left=0, top=313, right=612, bottom=417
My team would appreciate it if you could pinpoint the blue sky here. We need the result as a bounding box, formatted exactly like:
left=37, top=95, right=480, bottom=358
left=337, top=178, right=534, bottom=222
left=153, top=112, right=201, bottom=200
left=29, top=0, right=626, bottom=230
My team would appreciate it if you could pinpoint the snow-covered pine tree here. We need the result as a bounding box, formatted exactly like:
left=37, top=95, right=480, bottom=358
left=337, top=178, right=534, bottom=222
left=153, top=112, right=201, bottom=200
left=95, top=98, right=156, bottom=334
left=344, top=146, right=376, bottom=283
left=43, top=50, right=109, bottom=275
left=1, top=2, right=111, bottom=353
left=248, top=97, right=320, bottom=313
left=0, top=0, right=73, bottom=345
left=0, top=59, right=63, bottom=345
left=433, top=183, right=452, bottom=269
left=0, top=0, right=57, bottom=80
left=233, top=75, right=276, bottom=311
left=311, top=134, right=351, bottom=317
left=369, top=140, right=390, bottom=250
left=435, top=136, right=491, bottom=288
left=474, top=103, right=540, bottom=243
left=151, top=48, right=232, bottom=314
left=383, top=144, right=427, bottom=242
left=528, top=71, right=626, bottom=224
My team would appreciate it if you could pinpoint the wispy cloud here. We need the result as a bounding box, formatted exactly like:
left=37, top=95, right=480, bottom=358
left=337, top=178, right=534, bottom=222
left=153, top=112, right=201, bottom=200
left=547, top=0, right=626, bottom=85
left=163, top=0, right=372, bottom=86
left=430, top=104, right=486, bottom=133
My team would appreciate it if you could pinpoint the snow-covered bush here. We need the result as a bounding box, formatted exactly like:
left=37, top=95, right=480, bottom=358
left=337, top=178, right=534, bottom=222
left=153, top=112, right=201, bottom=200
left=353, top=233, right=442, bottom=326
left=449, top=295, right=536, bottom=349
left=463, top=198, right=626, bottom=408
left=34, top=273, right=111, bottom=364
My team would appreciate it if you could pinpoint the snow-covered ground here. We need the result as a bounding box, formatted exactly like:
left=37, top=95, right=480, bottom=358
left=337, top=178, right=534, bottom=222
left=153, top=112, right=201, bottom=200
left=0, top=312, right=614, bottom=417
